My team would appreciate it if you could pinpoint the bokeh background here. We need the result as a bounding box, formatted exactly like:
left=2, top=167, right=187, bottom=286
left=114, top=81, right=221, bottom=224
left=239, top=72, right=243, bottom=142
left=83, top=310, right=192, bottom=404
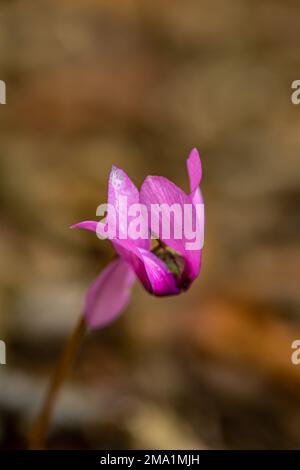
left=0, top=0, right=300, bottom=450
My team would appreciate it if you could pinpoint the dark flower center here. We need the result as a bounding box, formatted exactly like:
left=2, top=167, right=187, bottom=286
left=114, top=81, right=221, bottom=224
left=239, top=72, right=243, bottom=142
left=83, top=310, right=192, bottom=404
left=152, top=240, right=185, bottom=280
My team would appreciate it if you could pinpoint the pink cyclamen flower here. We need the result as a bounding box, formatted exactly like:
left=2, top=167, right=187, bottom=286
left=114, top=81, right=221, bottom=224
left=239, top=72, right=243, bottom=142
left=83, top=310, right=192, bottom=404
left=72, top=148, right=204, bottom=329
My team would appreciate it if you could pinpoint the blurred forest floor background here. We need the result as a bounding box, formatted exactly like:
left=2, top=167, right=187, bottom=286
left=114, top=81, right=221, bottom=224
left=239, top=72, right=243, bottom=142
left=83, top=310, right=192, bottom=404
left=0, top=0, right=300, bottom=449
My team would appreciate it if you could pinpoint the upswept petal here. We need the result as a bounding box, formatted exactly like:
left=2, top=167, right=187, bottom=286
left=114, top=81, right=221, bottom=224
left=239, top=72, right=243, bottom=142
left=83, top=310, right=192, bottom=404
left=140, top=175, right=201, bottom=281
left=71, top=220, right=111, bottom=240
left=187, top=148, right=203, bottom=205
left=84, top=258, right=136, bottom=329
left=186, top=149, right=204, bottom=280
left=71, top=221, right=98, bottom=232
left=108, top=165, right=150, bottom=250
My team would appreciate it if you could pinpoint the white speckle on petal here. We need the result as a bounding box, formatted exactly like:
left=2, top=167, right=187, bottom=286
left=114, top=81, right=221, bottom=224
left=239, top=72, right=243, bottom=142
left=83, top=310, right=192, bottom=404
left=111, top=166, right=124, bottom=190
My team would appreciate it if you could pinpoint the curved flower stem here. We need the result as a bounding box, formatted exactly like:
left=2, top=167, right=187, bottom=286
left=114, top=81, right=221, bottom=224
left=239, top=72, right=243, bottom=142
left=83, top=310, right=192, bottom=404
left=28, top=315, right=86, bottom=449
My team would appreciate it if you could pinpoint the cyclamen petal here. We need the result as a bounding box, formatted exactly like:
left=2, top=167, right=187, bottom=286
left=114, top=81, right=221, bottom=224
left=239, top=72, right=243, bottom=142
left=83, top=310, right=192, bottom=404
left=71, top=221, right=98, bottom=233
left=85, top=258, right=136, bottom=329
left=140, top=175, right=202, bottom=281
left=136, top=248, right=180, bottom=295
left=187, top=148, right=202, bottom=193
left=187, top=148, right=203, bottom=205
left=108, top=165, right=150, bottom=250
left=114, top=241, right=180, bottom=296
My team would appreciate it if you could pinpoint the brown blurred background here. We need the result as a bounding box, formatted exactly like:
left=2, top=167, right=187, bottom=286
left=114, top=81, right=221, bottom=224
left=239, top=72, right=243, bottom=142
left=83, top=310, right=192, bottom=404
left=0, top=0, right=300, bottom=450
